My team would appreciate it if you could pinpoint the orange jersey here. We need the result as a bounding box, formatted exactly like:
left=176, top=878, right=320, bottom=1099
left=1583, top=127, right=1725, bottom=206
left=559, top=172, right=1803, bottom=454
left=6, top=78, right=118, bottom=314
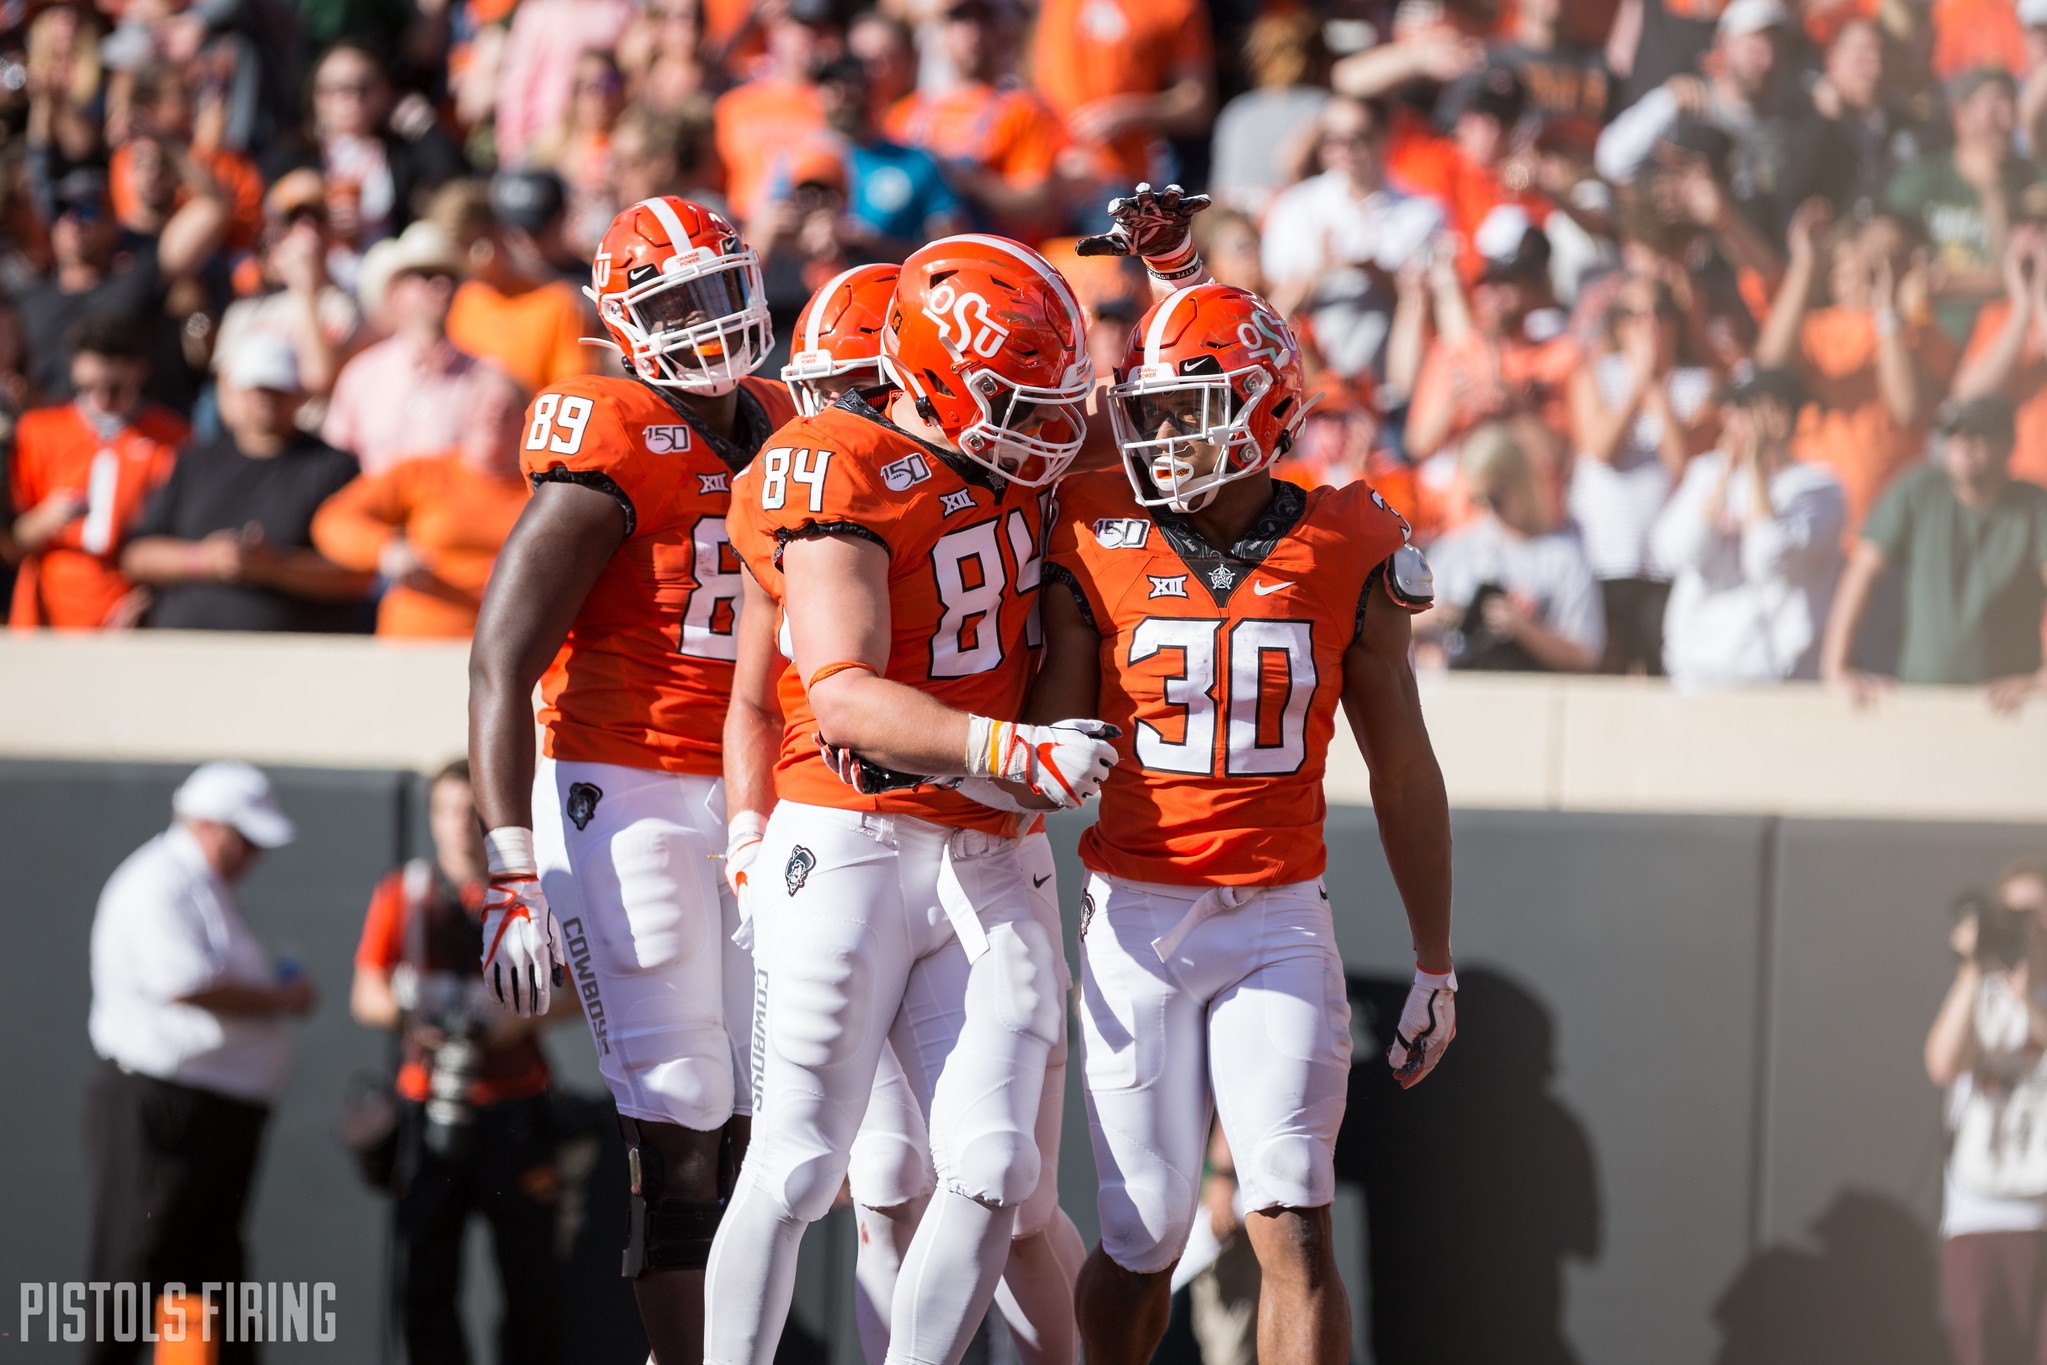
left=727, top=390, right=1047, bottom=836
left=1047, top=471, right=1416, bottom=887
left=9, top=403, right=187, bottom=630
left=521, top=373, right=795, bottom=775
left=885, top=82, right=1066, bottom=186
left=1029, top=0, right=1213, bottom=182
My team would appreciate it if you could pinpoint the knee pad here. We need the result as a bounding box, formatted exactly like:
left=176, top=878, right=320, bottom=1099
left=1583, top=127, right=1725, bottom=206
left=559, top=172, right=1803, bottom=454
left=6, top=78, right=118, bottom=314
left=946, top=1127, right=1041, bottom=1209
left=621, top=1052, right=736, bottom=1132
left=770, top=1142, right=855, bottom=1225
left=848, top=1127, right=935, bottom=1212
left=1095, top=1136, right=1198, bottom=1276
left=1238, top=1131, right=1335, bottom=1214
left=619, top=1118, right=725, bottom=1277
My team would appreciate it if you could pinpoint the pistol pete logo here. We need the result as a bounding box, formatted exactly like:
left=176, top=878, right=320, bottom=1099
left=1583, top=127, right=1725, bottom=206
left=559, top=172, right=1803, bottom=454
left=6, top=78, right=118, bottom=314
left=785, top=845, right=817, bottom=895
left=566, top=782, right=603, bottom=831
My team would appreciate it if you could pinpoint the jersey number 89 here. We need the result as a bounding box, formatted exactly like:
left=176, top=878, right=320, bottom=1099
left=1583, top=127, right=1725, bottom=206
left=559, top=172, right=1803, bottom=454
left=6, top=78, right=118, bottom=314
left=1129, top=618, right=1316, bottom=777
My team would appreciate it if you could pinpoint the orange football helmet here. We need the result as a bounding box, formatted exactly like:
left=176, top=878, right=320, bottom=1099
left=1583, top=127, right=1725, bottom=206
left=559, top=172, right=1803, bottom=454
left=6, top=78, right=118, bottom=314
left=879, top=234, right=1092, bottom=487
left=1110, top=283, right=1310, bottom=513
left=587, top=197, right=771, bottom=394
left=781, top=262, right=900, bottom=417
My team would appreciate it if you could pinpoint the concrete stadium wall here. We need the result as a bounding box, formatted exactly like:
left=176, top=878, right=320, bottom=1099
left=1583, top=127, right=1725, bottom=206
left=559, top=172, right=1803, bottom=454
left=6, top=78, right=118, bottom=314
left=4, top=759, right=2040, bottom=1363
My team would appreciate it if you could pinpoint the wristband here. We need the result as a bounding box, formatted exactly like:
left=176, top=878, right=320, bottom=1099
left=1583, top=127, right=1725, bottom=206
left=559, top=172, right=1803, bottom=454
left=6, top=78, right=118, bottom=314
left=727, top=810, right=767, bottom=852
left=807, top=660, right=876, bottom=691
left=485, top=826, right=537, bottom=878
left=1874, top=307, right=1901, bottom=338
left=1415, top=964, right=1458, bottom=992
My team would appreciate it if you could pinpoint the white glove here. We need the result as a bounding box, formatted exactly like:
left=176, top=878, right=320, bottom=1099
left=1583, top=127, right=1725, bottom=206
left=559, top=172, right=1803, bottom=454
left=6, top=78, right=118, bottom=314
left=481, top=827, right=566, bottom=1017
left=1387, top=966, right=1456, bottom=1089
left=724, top=811, right=766, bottom=899
left=964, top=715, right=1121, bottom=810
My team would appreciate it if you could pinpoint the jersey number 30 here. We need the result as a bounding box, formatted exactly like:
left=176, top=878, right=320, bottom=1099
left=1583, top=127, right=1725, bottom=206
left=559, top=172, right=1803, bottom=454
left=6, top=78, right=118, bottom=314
left=1130, top=618, right=1316, bottom=776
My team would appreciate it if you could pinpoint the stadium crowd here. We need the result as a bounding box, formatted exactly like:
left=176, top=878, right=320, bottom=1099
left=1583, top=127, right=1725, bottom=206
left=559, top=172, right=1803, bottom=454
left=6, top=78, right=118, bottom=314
left=0, top=0, right=2045, bottom=701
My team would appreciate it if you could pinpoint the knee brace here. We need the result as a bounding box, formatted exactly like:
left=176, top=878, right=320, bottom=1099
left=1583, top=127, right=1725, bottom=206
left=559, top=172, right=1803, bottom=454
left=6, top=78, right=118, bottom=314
left=619, top=1118, right=725, bottom=1277
left=848, top=1127, right=936, bottom=1212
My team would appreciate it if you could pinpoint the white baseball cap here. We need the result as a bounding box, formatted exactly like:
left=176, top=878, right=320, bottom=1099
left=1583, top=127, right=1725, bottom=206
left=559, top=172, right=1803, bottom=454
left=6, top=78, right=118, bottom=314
left=223, top=334, right=302, bottom=394
left=173, top=762, right=296, bottom=848
left=1718, top=0, right=1789, bottom=37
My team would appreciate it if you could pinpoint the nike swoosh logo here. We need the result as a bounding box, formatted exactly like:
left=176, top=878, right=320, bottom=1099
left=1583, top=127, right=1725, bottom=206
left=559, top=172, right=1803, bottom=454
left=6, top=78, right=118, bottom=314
left=1033, top=874, right=1051, bottom=888
left=1253, top=580, right=1290, bottom=595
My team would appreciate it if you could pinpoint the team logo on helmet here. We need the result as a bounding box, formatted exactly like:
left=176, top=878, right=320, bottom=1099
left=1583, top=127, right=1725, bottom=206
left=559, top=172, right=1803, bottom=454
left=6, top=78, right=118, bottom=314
left=923, top=283, right=1010, bottom=360
left=785, top=846, right=817, bottom=895
left=566, top=782, right=603, bottom=831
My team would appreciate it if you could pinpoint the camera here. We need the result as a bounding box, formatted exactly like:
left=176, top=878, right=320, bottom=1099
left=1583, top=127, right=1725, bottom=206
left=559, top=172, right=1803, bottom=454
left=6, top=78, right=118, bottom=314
left=1446, top=582, right=1539, bottom=672
left=1960, top=891, right=2034, bottom=972
left=412, top=973, right=485, bottom=1158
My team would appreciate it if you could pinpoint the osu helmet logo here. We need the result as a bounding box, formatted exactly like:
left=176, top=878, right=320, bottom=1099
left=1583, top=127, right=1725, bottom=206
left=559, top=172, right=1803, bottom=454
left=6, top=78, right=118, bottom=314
left=922, top=282, right=1009, bottom=361
left=1235, top=307, right=1294, bottom=366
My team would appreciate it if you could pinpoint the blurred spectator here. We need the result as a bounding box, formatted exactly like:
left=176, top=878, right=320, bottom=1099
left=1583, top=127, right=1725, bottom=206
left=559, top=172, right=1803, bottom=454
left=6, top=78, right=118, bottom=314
left=1566, top=274, right=1719, bottom=674
left=883, top=0, right=1066, bottom=239
left=432, top=176, right=592, bottom=393
left=1757, top=204, right=1956, bottom=542
left=1809, top=18, right=1928, bottom=222
left=814, top=56, right=961, bottom=257
left=351, top=759, right=561, bottom=1365
left=608, top=100, right=724, bottom=222
left=712, top=0, right=838, bottom=225
left=9, top=313, right=186, bottom=629
left=1259, top=95, right=1443, bottom=382
left=1185, top=1126, right=1255, bottom=1365
left=1822, top=396, right=2047, bottom=705
left=493, top=0, right=634, bottom=169
left=1208, top=11, right=1329, bottom=216
left=324, top=221, right=498, bottom=474
left=753, top=150, right=884, bottom=368
left=616, top=0, right=711, bottom=116
left=1030, top=0, right=1216, bottom=219
left=1954, top=225, right=2047, bottom=489
left=213, top=170, right=364, bottom=430
left=270, top=41, right=467, bottom=266
left=311, top=366, right=527, bottom=637
left=1889, top=68, right=2040, bottom=338
left=2025, top=0, right=2047, bottom=157
left=1596, top=0, right=1825, bottom=242
left=18, top=166, right=224, bottom=414
left=1192, top=206, right=1264, bottom=295
left=1650, top=368, right=1847, bottom=686
left=112, top=63, right=265, bottom=255
left=528, top=50, right=625, bottom=258
left=85, top=761, right=312, bottom=1365
left=121, top=336, right=368, bottom=632
left=1415, top=420, right=1605, bottom=673
left=848, top=9, right=917, bottom=114
left=1493, top=0, right=1612, bottom=154
left=1406, top=213, right=1577, bottom=503
left=24, top=3, right=107, bottom=167
left=1925, top=863, right=2047, bottom=1365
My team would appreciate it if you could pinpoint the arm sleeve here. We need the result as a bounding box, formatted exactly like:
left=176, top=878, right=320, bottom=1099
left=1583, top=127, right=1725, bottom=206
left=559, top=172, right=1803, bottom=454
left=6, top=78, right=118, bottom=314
left=310, top=468, right=408, bottom=572
left=1594, top=86, right=1679, bottom=186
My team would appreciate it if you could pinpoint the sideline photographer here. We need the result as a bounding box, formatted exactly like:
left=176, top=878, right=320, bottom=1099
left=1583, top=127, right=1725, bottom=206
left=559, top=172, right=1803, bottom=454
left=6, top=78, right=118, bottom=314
left=350, top=759, right=563, bottom=1365
left=1926, top=862, right=2047, bottom=1365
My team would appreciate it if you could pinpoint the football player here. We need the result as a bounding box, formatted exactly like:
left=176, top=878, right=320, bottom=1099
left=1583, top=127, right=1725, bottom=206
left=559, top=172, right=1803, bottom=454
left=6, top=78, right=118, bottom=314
left=466, top=196, right=794, bottom=1364
left=704, top=234, right=1116, bottom=1365
left=727, top=261, right=1087, bottom=1365
left=1034, top=191, right=1458, bottom=1364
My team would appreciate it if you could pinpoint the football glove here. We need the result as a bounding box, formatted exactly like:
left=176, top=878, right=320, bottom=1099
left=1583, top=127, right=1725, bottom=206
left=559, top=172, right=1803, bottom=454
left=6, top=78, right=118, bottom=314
left=814, top=733, right=932, bottom=794
left=1386, top=966, right=1457, bottom=1089
left=481, top=828, right=566, bottom=1017
left=964, top=715, right=1122, bottom=810
left=724, top=810, right=765, bottom=899
left=1075, top=182, right=1213, bottom=261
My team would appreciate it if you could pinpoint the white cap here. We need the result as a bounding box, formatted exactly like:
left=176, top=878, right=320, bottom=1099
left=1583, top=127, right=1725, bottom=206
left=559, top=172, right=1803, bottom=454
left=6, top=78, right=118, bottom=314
left=223, top=334, right=301, bottom=394
left=2022, top=0, right=2047, bottom=28
left=357, top=221, right=468, bottom=319
left=1718, top=0, right=1788, bottom=37
left=173, top=762, right=296, bottom=848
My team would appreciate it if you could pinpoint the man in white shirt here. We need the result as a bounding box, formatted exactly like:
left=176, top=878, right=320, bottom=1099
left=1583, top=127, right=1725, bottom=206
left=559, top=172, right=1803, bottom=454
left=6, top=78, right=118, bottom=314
left=84, top=762, right=314, bottom=1365
left=1650, top=369, right=1846, bottom=687
left=1259, top=94, right=1443, bottom=380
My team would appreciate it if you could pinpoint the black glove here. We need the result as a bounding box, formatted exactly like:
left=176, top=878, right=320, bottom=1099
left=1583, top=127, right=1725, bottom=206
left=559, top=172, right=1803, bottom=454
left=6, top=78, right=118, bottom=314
left=814, top=733, right=932, bottom=795
left=1074, top=182, right=1213, bottom=259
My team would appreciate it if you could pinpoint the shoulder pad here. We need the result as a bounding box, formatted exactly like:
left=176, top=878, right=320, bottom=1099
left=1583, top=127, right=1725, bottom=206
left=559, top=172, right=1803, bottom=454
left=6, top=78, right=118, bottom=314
left=1384, top=542, right=1434, bottom=612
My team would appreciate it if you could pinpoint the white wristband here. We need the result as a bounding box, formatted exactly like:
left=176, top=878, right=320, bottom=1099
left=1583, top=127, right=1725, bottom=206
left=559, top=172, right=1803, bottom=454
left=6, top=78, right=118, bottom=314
left=728, top=810, right=767, bottom=851
left=485, top=826, right=536, bottom=878
left=963, top=714, right=1001, bottom=778
left=1415, top=965, right=1457, bottom=992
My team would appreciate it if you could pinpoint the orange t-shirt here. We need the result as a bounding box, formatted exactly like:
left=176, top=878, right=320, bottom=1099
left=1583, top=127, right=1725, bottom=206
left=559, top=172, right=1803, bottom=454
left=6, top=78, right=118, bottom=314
left=354, top=867, right=551, bottom=1105
left=521, top=374, right=796, bottom=775
left=1791, top=307, right=1959, bottom=541
left=725, top=391, right=1047, bottom=836
left=1048, top=470, right=1416, bottom=886
left=1960, top=298, right=2047, bottom=490
left=8, top=403, right=187, bottom=630
left=1931, top=0, right=2027, bottom=82
left=1029, top=0, right=1212, bottom=182
left=886, top=82, right=1066, bottom=187
left=446, top=279, right=594, bottom=395
left=1386, top=109, right=1551, bottom=282
left=110, top=144, right=266, bottom=254
left=1410, top=329, right=1579, bottom=452
left=310, top=452, right=529, bottom=638
left=712, top=78, right=829, bottom=222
